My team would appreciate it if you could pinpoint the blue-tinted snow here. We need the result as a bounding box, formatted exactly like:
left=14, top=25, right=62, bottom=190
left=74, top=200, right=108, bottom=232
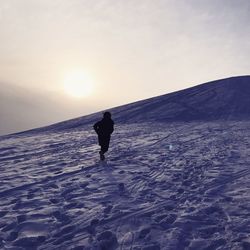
left=1, top=76, right=250, bottom=249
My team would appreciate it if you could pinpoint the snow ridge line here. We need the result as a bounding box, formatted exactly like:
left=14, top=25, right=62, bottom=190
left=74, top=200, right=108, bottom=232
left=115, top=167, right=250, bottom=229
left=119, top=123, right=193, bottom=153
left=66, top=199, right=174, bottom=246
left=79, top=165, right=250, bottom=241
left=70, top=160, right=191, bottom=244
left=0, top=164, right=97, bottom=197
left=205, top=167, right=250, bottom=190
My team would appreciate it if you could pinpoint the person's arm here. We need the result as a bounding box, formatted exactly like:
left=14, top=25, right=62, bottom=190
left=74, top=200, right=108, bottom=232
left=93, top=122, right=100, bottom=134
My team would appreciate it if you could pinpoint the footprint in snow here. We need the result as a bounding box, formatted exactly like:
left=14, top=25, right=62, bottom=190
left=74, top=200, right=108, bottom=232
left=118, top=183, right=125, bottom=192
left=17, top=215, right=27, bottom=224
left=27, top=192, right=35, bottom=200
left=49, top=198, right=60, bottom=204
left=138, top=227, right=151, bottom=239
left=0, top=210, right=8, bottom=218
left=96, top=230, right=118, bottom=250
left=103, top=205, right=113, bottom=214
left=52, top=211, right=70, bottom=224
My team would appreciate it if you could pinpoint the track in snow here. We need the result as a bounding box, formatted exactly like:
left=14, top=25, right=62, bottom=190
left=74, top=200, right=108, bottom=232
left=1, top=121, right=250, bottom=249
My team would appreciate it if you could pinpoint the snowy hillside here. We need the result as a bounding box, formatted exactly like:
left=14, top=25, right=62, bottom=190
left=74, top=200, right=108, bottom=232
left=1, top=76, right=250, bottom=249
left=12, top=75, right=250, bottom=135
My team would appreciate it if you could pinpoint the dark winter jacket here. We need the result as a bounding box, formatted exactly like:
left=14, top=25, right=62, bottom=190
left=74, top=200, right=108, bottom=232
left=93, top=117, right=114, bottom=137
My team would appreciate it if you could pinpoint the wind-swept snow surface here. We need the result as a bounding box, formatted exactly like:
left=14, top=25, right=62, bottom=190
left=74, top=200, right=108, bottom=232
left=1, top=76, right=250, bottom=249
left=1, top=121, right=250, bottom=249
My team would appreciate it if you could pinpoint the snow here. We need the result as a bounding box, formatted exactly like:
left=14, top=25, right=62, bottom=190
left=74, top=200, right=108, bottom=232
left=1, top=76, right=250, bottom=249
left=1, top=120, right=250, bottom=249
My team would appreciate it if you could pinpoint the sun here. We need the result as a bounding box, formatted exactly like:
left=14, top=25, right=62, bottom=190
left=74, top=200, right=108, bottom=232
left=63, top=71, right=94, bottom=98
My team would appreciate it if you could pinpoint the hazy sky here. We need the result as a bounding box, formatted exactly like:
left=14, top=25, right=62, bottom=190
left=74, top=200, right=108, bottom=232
left=1, top=0, right=250, bottom=135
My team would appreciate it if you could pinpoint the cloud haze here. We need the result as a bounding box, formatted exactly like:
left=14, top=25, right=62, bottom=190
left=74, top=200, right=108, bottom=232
left=0, top=0, right=250, bottom=135
left=0, top=82, right=100, bottom=135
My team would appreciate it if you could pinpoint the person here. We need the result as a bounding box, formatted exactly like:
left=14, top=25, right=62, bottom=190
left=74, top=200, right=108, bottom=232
left=93, top=111, right=114, bottom=161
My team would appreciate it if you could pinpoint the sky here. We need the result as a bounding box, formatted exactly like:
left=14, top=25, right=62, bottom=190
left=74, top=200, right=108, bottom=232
left=0, top=0, right=250, bottom=135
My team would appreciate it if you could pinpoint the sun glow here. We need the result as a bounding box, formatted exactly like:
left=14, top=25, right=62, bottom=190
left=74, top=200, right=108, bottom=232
left=63, top=71, right=94, bottom=98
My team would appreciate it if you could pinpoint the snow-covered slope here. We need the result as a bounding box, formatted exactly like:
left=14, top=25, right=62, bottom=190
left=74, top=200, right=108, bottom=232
left=1, top=76, right=250, bottom=249
left=20, top=75, right=250, bottom=134
left=110, top=75, right=250, bottom=122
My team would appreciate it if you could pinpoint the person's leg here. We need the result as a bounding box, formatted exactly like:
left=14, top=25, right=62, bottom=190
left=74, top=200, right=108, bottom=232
left=101, top=136, right=110, bottom=154
left=98, top=135, right=105, bottom=160
left=98, top=135, right=110, bottom=160
left=99, top=150, right=105, bottom=160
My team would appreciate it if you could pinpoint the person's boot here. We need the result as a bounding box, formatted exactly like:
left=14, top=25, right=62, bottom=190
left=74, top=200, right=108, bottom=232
left=99, top=151, right=105, bottom=161
left=101, top=154, right=105, bottom=161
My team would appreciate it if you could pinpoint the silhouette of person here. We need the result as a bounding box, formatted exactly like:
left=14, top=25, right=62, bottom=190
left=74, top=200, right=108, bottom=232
left=93, top=111, right=114, bottom=161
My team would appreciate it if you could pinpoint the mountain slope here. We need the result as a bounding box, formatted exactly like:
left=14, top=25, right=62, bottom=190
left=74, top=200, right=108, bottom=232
left=1, top=76, right=250, bottom=249
left=25, top=75, right=250, bottom=134
left=113, top=75, right=250, bottom=122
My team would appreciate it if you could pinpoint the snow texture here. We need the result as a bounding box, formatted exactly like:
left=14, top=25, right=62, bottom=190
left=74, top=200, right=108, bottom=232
left=1, top=76, right=250, bottom=249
